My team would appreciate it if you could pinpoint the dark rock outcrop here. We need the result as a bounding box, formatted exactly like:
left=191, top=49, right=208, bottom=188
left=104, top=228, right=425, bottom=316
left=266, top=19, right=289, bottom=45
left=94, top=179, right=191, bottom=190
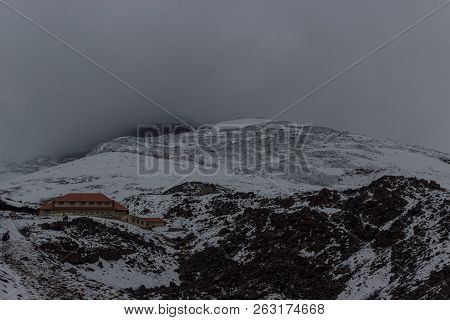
left=131, top=175, right=449, bottom=300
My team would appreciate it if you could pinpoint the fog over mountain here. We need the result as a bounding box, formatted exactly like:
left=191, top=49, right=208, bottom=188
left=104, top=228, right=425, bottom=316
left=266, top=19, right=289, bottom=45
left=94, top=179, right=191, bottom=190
left=1, top=0, right=450, bottom=160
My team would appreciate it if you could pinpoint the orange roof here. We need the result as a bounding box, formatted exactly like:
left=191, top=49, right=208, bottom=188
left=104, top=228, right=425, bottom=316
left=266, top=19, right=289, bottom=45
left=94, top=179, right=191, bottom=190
left=113, top=202, right=128, bottom=211
left=39, top=202, right=54, bottom=210
left=54, top=193, right=113, bottom=202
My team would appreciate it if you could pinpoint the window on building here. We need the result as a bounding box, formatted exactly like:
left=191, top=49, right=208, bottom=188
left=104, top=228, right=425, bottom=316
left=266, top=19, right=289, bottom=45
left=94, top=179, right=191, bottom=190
left=58, top=202, right=64, bottom=205
left=70, top=202, right=75, bottom=206
left=89, top=202, right=94, bottom=206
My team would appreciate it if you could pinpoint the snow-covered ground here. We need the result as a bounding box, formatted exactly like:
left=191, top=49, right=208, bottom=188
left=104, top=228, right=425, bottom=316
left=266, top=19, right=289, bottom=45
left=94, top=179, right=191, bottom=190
left=0, top=214, right=34, bottom=299
left=0, top=119, right=448, bottom=299
left=0, top=212, right=178, bottom=299
left=1, top=120, right=449, bottom=207
left=0, top=262, right=30, bottom=300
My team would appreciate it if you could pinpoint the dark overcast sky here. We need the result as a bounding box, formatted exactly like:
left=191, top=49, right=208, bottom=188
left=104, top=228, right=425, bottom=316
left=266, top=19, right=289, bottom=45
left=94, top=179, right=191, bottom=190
left=1, top=0, right=449, bottom=160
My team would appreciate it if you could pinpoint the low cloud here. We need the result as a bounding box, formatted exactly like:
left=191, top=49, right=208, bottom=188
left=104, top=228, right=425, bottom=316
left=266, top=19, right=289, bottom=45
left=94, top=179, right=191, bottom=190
left=1, top=0, right=449, bottom=160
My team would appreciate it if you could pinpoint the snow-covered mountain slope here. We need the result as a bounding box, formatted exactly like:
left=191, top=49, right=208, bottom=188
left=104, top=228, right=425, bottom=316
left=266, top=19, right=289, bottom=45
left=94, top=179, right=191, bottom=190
left=0, top=263, right=30, bottom=300
left=90, top=120, right=450, bottom=189
left=0, top=152, right=286, bottom=206
left=131, top=176, right=449, bottom=299
left=0, top=261, right=30, bottom=300
left=0, top=119, right=448, bottom=299
left=1, top=120, right=450, bottom=207
left=0, top=163, right=20, bottom=183
left=0, top=212, right=177, bottom=299
left=0, top=213, right=35, bottom=299
left=0, top=152, right=87, bottom=183
left=1, top=176, right=448, bottom=299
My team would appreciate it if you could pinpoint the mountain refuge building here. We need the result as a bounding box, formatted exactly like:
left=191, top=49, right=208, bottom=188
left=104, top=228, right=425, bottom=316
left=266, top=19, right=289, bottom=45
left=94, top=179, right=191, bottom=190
left=38, top=193, right=129, bottom=218
left=37, top=193, right=165, bottom=229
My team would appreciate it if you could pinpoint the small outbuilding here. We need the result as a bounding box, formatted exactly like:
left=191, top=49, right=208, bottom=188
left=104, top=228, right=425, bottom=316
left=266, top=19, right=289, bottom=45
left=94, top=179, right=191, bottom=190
left=125, top=216, right=166, bottom=229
